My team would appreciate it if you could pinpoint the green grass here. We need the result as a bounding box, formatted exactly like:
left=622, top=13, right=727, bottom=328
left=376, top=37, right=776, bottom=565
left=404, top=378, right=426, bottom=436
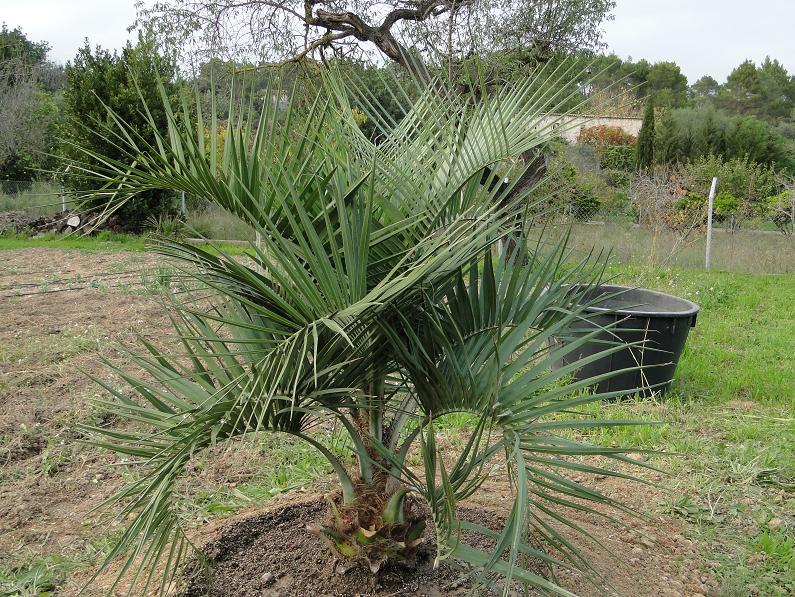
left=176, top=433, right=338, bottom=523
left=0, top=553, right=78, bottom=597
left=0, top=231, right=147, bottom=252
left=573, top=265, right=795, bottom=596
left=0, top=231, right=255, bottom=256
left=0, top=325, right=101, bottom=367
left=185, top=206, right=256, bottom=241
left=612, top=265, right=795, bottom=404
left=560, top=221, right=795, bottom=274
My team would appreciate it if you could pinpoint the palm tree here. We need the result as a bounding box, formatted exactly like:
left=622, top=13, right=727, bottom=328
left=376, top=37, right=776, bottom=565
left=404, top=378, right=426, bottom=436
left=73, top=65, right=651, bottom=595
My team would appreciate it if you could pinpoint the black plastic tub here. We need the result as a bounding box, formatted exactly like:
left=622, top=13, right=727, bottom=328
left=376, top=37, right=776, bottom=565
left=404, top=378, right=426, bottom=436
left=551, top=285, right=700, bottom=397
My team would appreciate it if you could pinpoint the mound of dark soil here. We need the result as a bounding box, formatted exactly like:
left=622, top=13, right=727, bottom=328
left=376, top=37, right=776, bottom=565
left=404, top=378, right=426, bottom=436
left=182, top=499, right=526, bottom=597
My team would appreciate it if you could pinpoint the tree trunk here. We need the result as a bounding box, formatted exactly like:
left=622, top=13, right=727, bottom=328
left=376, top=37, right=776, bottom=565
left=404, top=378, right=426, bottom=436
left=315, top=478, right=426, bottom=574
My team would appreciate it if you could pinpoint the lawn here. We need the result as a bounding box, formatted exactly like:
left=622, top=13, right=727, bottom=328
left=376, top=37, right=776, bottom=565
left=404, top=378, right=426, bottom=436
left=0, top=242, right=793, bottom=595
left=0, top=232, right=254, bottom=255
left=562, top=221, right=795, bottom=274
left=587, top=264, right=795, bottom=595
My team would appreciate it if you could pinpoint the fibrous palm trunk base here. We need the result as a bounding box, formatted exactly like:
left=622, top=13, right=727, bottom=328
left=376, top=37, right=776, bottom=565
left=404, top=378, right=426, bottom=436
left=310, top=487, right=427, bottom=575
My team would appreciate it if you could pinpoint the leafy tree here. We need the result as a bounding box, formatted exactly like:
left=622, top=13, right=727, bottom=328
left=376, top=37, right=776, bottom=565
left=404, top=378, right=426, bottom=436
left=583, top=56, right=687, bottom=111
left=61, top=36, right=179, bottom=229
left=73, top=66, right=651, bottom=595
left=766, top=189, right=795, bottom=235
left=717, top=58, right=795, bottom=124
left=583, top=53, right=649, bottom=96
left=409, top=0, right=617, bottom=66
left=685, top=154, right=778, bottom=215
left=0, top=24, right=59, bottom=181
left=776, top=121, right=795, bottom=158
left=718, top=60, right=762, bottom=117
left=635, top=97, right=655, bottom=170
left=0, top=23, right=48, bottom=67
left=724, top=115, right=792, bottom=169
left=134, top=0, right=615, bottom=78
left=689, top=75, right=720, bottom=107
left=756, top=57, right=795, bottom=122
left=653, top=107, right=794, bottom=173
left=646, top=61, right=688, bottom=109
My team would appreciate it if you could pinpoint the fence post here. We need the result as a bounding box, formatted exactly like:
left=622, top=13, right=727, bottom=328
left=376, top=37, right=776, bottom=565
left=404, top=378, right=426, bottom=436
left=255, top=231, right=263, bottom=274
left=705, top=177, right=718, bottom=270
left=62, top=164, right=71, bottom=212
left=180, top=191, right=186, bottom=215
left=790, top=192, right=795, bottom=236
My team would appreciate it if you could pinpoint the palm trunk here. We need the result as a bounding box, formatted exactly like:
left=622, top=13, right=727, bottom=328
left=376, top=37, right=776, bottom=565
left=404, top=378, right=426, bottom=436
left=317, top=471, right=426, bottom=574
left=314, top=376, right=426, bottom=574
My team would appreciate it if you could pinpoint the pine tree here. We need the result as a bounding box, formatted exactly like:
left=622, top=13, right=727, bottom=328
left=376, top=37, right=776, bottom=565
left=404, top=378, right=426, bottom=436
left=636, top=97, right=655, bottom=170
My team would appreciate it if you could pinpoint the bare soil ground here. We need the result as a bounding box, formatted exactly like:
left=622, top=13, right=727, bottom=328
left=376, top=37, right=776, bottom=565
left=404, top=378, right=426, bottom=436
left=1, top=248, right=718, bottom=596
left=177, top=481, right=713, bottom=597
left=0, top=250, right=163, bottom=563
left=182, top=498, right=509, bottom=597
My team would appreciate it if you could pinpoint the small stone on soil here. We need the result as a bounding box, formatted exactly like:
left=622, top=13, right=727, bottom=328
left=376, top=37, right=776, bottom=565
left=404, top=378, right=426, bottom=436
left=767, top=517, right=784, bottom=531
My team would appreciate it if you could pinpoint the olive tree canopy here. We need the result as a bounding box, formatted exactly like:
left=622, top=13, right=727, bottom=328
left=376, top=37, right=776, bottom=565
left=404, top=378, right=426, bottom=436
left=133, top=0, right=615, bottom=73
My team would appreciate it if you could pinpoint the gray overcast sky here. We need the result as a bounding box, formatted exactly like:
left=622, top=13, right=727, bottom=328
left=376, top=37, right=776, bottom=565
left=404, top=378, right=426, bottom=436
left=603, top=0, right=795, bottom=82
left=2, top=0, right=794, bottom=84
left=2, top=0, right=136, bottom=63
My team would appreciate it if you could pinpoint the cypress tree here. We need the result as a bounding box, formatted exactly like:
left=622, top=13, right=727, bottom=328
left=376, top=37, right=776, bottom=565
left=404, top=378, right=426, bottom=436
left=636, top=97, right=655, bottom=170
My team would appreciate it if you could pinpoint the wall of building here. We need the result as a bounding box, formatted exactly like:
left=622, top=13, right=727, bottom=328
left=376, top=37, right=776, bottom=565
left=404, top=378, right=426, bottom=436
left=535, top=113, right=643, bottom=142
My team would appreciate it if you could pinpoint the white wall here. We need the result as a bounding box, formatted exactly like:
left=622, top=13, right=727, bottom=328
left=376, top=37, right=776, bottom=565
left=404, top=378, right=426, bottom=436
left=534, top=113, right=643, bottom=143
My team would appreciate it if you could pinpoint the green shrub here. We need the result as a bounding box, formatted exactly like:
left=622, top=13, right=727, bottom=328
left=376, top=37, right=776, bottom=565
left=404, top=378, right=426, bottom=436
left=685, top=155, right=777, bottom=215
left=604, top=189, right=631, bottom=210
left=603, top=168, right=632, bottom=189
left=600, top=145, right=635, bottom=171
left=533, top=144, right=611, bottom=219
left=577, top=124, right=636, bottom=149
left=713, top=192, right=739, bottom=221
left=145, top=213, right=187, bottom=240
left=0, top=153, right=37, bottom=184
left=653, top=107, right=795, bottom=172
left=572, top=193, right=601, bottom=220
left=765, top=191, right=794, bottom=234
left=675, top=192, right=705, bottom=212
left=674, top=191, right=738, bottom=224
left=60, top=36, right=179, bottom=231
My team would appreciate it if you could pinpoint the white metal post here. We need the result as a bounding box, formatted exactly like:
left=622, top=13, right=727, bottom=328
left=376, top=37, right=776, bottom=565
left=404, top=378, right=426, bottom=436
left=61, top=165, right=70, bottom=212
left=180, top=191, right=186, bottom=214
left=255, top=231, right=263, bottom=274
left=705, top=177, right=718, bottom=270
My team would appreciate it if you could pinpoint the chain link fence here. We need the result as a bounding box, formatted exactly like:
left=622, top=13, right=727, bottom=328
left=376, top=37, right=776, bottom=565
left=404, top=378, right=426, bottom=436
left=3, top=177, right=795, bottom=274
left=540, top=189, right=795, bottom=274
left=0, top=181, right=258, bottom=241
left=0, top=180, right=67, bottom=215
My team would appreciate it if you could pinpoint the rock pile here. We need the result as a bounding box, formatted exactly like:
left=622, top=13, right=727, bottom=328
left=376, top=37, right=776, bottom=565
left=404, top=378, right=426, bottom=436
left=0, top=210, right=124, bottom=235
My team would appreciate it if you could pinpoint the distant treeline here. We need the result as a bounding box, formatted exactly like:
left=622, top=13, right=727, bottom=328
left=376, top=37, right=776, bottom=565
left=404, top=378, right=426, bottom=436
left=2, top=21, right=795, bottom=229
